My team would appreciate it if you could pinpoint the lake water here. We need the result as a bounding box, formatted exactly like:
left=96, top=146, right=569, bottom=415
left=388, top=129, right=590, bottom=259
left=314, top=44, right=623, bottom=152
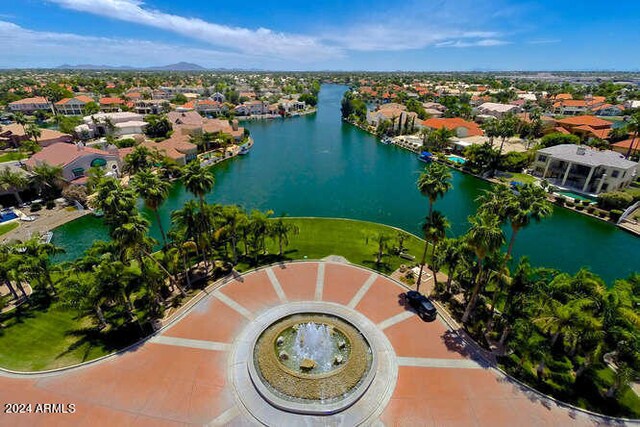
left=52, top=84, right=639, bottom=283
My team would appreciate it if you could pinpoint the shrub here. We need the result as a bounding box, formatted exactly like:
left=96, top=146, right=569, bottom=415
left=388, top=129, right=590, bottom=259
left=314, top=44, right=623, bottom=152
left=498, top=151, right=532, bottom=172
left=587, top=206, right=595, bottom=214
left=575, top=205, right=584, bottom=211
left=45, top=200, right=56, bottom=210
left=555, top=196, right=565, bottom=206
left=598, top=191, right=634, bottom=210
left=581, top=200, right=591, bottom=207
left=598, top=210, right=608, bottom=218
left=30, top=203, right=42, bottom=212
left=539, top=133, right=581, bottom=148
left=114, top=138, right=136, bottom=148
left=610, top=209, right=624, bottom=221
left=566, top=201, right=575, bottom=207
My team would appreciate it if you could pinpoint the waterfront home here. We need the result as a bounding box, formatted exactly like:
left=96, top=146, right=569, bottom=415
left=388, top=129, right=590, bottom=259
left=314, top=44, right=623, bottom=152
left=140, top=133, right=197, bottom=166
left=24, top=142, right=121, bottom=183
left=612, top=137, right=639, bottom=157
left=190, top=99, right=228, bottom=116
left=75, top=112, right=147, bottom=138
left=134, top=99, right=170, bottom=115
left=8, top=96, right=54, bottom=114
left=623, top=100, right=640, bottom=109
left=99, top=97, right=125, bottom=112
left=552, top=96, right=607, bottom=115
left=0, top=124, right=73, bottom=148
left=555, top=115, right=613, bottom=140
left=475, top=102, right=520, bottom=118
left=278, top=99, right=306, bottom=113
left=234, top=100, right=269, bottom=116
left=421, top=117, right=484, bottom=138
left=532, top=144, right=638, bottom=194
left=55, top=95, right=95, bottom=116
left=592, top=104, right=625, bottom=117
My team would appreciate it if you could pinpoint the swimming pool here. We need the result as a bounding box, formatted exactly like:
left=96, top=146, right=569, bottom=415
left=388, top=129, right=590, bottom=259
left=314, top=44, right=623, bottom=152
left=557, top=191, right=597, bottom=203
left=0, top=210, right=18, bottom=223
left=447, top=155, right=466, bottom=165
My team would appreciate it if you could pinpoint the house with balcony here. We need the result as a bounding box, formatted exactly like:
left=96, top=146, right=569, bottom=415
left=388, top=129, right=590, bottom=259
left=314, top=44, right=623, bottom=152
left=134, top=99, right=170, bottom=115
left=55, top=95, right=95, bottom=115
left=532, top=144, right=638, bottom=194
left=555, top=115, right=613, bottom=141
left=99, top=97, right=125, bottom=112
left=24, top=142, right=121, bottom=183
left=8, top=97, right=54, bottom=114
left=75, top=112, right=147, bottom=139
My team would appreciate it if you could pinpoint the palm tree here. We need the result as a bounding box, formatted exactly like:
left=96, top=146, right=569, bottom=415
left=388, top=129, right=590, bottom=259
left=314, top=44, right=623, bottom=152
left=624, top=112, right=640, bottom=159
left=461, top=211, right=505, bottom=324
left=270, top=217, right=299, bottom=257
left=246, top=210, right=273, bottom=265
left=182, top=161, right=215, bottom=208
left=218, top=205, right=246, bottom=264
left=13, top=112, right=27, bottom=136
left=124, top=145, right=156, bottom=175
left=172, top=200, right=211, bottom=274
left=479, top=183, right=552, bottom=260
left=417, top=162, right=452, bottom=220
left=31, top=163, right=64, bottom=200
left=434, top=237, right=465, bottom=294
left=25, top=123, right=42, bottom=145
left=496, top=114, right=519, bottom=155
left=367, top=233, right=391, bottom=268
left=20, top=237, right=65, bottom=295
left=422, top=210, right=450, bottom=289
left=416, top=162, right=452, bottom=291
left=132, top=169, right=171, bottom=248
left=0, top=167, right=29, bottom=205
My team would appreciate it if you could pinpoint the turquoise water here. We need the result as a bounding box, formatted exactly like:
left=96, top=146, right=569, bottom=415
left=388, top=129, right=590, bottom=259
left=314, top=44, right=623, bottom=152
left=447, top=155, right=466, bottom=165
left=557, top=191, right=597, bottom=203
left=52, top=84, right=639, bottom=283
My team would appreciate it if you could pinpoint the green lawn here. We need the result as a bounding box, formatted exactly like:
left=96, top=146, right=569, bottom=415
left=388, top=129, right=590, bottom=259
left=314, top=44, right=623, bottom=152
left=498, top=172, right=538, bottom=185
left=0, top=217, right=426, bottom=371
left=0, top=222, right=19, bottom=236
left=0, top=152, right=28, bottom=163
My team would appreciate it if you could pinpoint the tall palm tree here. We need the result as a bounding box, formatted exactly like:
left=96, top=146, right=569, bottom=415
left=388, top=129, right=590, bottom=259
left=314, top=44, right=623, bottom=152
left=172, top=200, right=211, bottom=274
left=270, top=217, right=299, bottom=257
left=218, top=205, right=246, bottom=265
left=0, top=167, right=29, bottom=205
left=20, top=237, right=65, bottom=295
left=434, top=237, right=465, bottom=294
left=132, top=169, right=171, bottom=248
left=461, top=211, right=505, bottom=324
left=124, top=145, right=156, bottom=175
left=624, top=112, right=640, bottom=159
left=417, top=162, right=452, bottom=219
left=416, top=162, right=452, bottom=291
left=25, top=123, right=42, bottom=145
left=13, top=112, right=27, bottom=136
left=31, top=163, right=63, bottom=200
left=422, top=210, right=450, bottom=289
left=479, top=183, right=552, bottom=260
left=182, top=161, right=215, bottom=208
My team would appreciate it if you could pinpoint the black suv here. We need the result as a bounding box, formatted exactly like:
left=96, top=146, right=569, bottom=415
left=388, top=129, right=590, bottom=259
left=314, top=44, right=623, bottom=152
left=405, top=291, right=437, bottom=321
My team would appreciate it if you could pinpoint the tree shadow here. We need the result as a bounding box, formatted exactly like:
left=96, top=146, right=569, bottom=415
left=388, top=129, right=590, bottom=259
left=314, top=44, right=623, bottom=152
left=440, top=329, right=491, bottom=368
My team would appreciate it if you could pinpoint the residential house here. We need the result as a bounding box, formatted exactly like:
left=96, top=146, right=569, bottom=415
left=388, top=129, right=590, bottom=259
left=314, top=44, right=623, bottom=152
left=612, top=137, right=640, bottom=157
left=623, top=100, right=640, bottom=109
left=532, top=144, right=638, bottom=194
left=24, top=142, right=121, bottom=183
left=75, top=112, right=147, bottom=138
left=134, top=99, right=170, bottom=115
left=0, top=124, right=73, bottom=148
left=555, top=115, right=613, bottom=140
left=211, top=92, right=225, bottom=103
left=592, top=104, right=625, bottom=117
left=55, top=96, right=95, bottom=116
left=99, top=97, right=125, bottom=112
left=421, top=117, right=484, bottom=138
left=141, top=133, right=197, bottom=166
left=193, top=99, right=228, bottom=116
left=234, top=100, right=269, bottom=116
left=8, top=97, right=53, bottom=114
left=475, top=102, right=520, bottom=118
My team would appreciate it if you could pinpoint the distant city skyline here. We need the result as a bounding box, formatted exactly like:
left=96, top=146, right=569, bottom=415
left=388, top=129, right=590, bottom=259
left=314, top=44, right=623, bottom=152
left=1, top=0, right=639, bottom=71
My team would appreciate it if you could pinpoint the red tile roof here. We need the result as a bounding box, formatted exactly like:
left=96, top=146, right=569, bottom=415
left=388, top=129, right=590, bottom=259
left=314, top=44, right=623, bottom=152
left=25, top=143, right=112, bottom=168
left=99, top=97, right=124, bottom=105
left=422, top=117, right=484, bottom=137
left=556, top=115, right=613, bottom=128
left=9, top=96, right=49, bottom=105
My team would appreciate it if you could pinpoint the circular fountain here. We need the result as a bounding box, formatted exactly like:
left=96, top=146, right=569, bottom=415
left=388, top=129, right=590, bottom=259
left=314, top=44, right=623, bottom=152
left=231, top=301, right=398, bottom=424
left=253, top=313, right=373, bottom=404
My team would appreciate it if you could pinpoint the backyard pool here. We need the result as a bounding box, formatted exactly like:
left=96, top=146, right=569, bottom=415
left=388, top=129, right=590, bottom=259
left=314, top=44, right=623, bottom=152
left=557, top=191, right=597, bottom=203
left=447, top=155, right=466, bottom=165
left=0, top=210, right=18, bottom=223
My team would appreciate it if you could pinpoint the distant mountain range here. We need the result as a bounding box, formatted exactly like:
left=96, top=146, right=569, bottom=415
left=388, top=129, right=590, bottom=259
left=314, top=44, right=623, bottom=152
left=55, top=62, right=208, bottom=71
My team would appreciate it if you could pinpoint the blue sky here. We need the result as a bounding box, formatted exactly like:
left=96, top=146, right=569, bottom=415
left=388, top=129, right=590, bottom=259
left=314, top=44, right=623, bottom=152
left=1, top=0, right=639, bottom=70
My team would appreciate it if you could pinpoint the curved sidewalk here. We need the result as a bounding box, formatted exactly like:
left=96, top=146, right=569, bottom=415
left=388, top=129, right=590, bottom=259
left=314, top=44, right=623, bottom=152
left=0, top=261, right=633, bottom=426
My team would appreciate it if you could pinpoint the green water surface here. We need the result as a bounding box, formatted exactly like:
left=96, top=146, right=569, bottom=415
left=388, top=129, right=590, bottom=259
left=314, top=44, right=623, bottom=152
left=52, top=85, right=639, bottom=283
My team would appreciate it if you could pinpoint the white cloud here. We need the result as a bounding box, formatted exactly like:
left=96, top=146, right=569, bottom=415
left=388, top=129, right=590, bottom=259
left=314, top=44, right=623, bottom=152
left=0, top=21, right=275, bottom=68
left=47, top=0, right=342, bottom=60
left=527, top=39, right=561, bottom=45
left=435, top=39, right=510, bottom=48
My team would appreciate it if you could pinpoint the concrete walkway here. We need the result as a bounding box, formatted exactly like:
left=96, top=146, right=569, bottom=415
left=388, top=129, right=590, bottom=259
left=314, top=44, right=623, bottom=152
left=0, top=262, right=628, bottom=426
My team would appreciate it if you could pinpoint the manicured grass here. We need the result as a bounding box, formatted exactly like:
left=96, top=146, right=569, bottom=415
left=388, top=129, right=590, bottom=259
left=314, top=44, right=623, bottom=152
left=0, top=217, right=426, bottom=371
left=0, top=222, right=19, bottom=236
left=264, top=217, right=426, bottom=273
left=0, top=152, right=28, bottom=163
left=498, top=172, right=538, bottom=185
left=0, top=300, right=109, bottom=371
